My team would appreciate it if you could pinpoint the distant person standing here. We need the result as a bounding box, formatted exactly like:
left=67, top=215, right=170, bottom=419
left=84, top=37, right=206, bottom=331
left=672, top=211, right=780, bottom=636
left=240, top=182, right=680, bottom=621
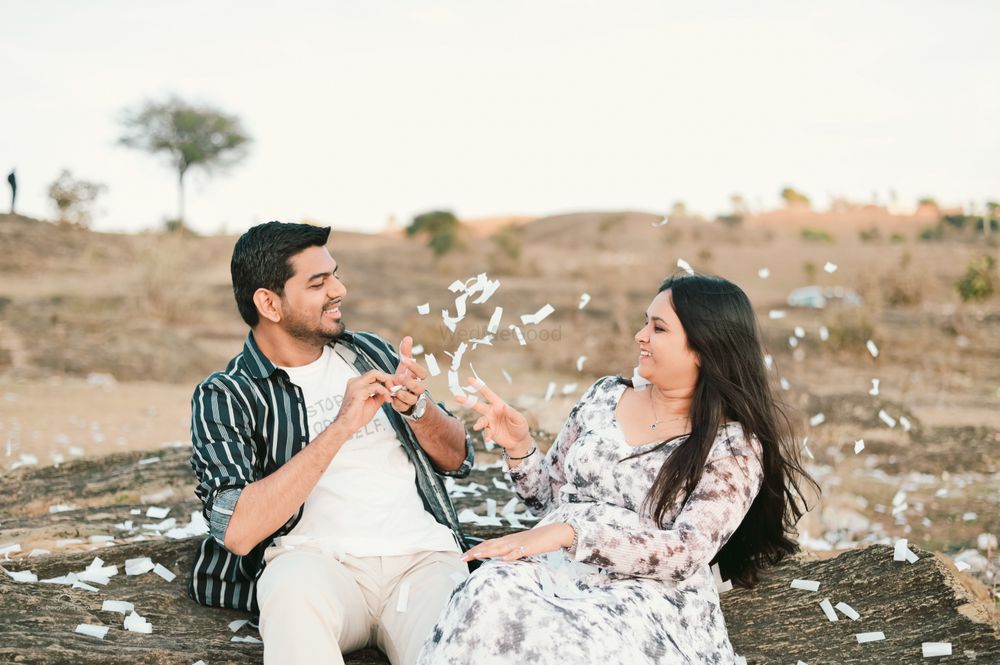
left=6, top=170, right=15, bottom=214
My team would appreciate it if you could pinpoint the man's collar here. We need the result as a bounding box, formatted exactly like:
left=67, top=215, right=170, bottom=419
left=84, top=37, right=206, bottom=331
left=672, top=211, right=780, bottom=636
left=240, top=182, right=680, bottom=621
left=240, top=329, right=357, bottom=379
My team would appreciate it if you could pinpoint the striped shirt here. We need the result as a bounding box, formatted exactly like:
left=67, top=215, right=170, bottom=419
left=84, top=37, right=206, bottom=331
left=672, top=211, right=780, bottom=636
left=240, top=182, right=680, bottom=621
left=187, top=329, right=475, bottom=611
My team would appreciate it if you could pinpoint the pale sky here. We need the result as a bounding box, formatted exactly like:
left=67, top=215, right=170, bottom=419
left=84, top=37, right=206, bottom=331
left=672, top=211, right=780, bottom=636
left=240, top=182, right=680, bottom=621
left=1, top=1, right=997, bottom=234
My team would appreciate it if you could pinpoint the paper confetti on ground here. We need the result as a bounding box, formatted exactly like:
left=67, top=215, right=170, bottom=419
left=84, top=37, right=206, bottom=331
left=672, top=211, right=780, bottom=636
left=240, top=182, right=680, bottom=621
left=146, top=506, right=170, bottom=519
left=809, top=413, right=825, bottom=427
left=790, top=579, right=820, bottom=591
left=758, top=268, right=770, bottom=279
left=769, top=310, right=786, bottom=319
left=417, top=303, right=430, bottom=315
left=866, top=340, right=880, bottom=358
left=509, top=325, right=526, bottom=346
left=124, top=610, right=153, bottom=634
left=893, top=539, right=919, bottom=563
left=153, top=563, right=176, bottom=582
left=5, top=569, right=38, bottom=583
left=819, top=598, right=838, bottom=621
left=856, top=632, right=885, bottom=644
left=125, top=557, right=154, bottom=576
left=879, top=409, right=897, bottom=428
left=854, top=439, right=865, bottom=454
left=74, top=624, right=109, bottom=640
left=819, top=325, right=829, bottom=341
left=824, top=262, right=838, bottom=273
left=544, top=382, right=556, bottom=401
left=578, top=293, right=591, bottom=309
left=834, top=601, right=861, bottom=620
left=869, top=379, right=880, bottom=396
left=922, top=642, right=952, bottom=657
left=102, top=600, right=135, bottom=614
left=231, top=635, right=263, bottom=643
left=576, top=355, right=587, bottom=372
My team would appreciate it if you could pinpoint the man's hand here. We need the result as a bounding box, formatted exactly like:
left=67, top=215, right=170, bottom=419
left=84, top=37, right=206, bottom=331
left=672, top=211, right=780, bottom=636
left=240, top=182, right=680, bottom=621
left=390, top=336, right=428, bottom=415
left=461, top=523, right=576, bottom=562
left=333, top=370, right=396, bottom=434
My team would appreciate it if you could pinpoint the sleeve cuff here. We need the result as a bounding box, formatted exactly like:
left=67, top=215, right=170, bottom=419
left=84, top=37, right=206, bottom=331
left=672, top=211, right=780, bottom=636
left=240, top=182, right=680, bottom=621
left=208, top=487, right=243, bottom=546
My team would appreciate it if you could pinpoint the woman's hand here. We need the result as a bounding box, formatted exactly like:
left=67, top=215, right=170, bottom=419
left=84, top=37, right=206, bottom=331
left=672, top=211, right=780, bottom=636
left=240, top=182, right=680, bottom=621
left=462, top=523, right=576, bottom=562
left=455, top=377, right=532, bottom=457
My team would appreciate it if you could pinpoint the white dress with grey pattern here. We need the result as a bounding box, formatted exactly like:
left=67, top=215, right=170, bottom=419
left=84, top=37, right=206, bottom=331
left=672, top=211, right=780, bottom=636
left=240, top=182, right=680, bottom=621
left=418, top=376, right=764, bottom=665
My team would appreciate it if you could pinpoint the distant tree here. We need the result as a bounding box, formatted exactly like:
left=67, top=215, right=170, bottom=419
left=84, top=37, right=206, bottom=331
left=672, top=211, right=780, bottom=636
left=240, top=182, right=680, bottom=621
left=406, top=210, right=461, bottom=256
left=670, top=200, right=688, bottom=217
left=118, top=96, right=251, bottom=227
left=47, top=169, right=106, bottom=227
left=780, top=187, right=811, bottom=206
left=986, top=201, right=999, bottom=217
left=917, top=196, right=939, bottom=208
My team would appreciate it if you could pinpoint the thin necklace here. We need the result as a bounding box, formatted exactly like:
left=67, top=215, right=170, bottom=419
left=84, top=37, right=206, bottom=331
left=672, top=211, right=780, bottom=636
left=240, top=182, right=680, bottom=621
left=648, top=388, right=688, bottom=430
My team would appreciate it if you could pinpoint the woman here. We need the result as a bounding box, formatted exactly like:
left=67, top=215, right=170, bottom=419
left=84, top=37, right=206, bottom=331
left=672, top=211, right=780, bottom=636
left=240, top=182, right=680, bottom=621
left=418, top=274, right=817, bottom=665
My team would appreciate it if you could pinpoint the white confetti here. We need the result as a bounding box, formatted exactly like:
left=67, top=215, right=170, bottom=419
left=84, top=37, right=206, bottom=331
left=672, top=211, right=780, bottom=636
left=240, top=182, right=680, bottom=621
left=508, top=324, right=526, bottom=346
left=146, top=506, right=170, bottom=519
left=576, top=355, right=587, bottom=372
left=74, top=624, right=109, bottom=640
left=962, top=512, right=977, bottom=522
left=153, top=563, right=176, bottom=582
left=922, top=642, right=952, bottom=657
left=801, top=437, right=814, bottom=460
left=49, top=503, right=77, bottom=513
left=788, top=336, right=799, bottom=348
left=125, top=557, right=154, bottom=576
left=899, top=416, right=912, bottom=432
left=869, top=379, right=880, bottom=396
left=835, top=602, right=861, bottom=621
left=809, top=413, right=825, bottom=427
left=578, top=293, right=591, bottom=309
left=487, top=306, right=504, bottom=334
left=561, top=383, right=577, bottom=395
left=819, top=325, right=829, bottom=341
left=138, top=456, right=160, bottom=465
left=6, top=569, right=38, bottom=583
left=124, top=611, right=153, bottom=634
left=102, top=600, right=135, bottom=614
left=424, top=353, right=441, bottom=377
left=521, top=304, right=554, bottom=326
left=0, top=543, right=22, bottom=557
left=417, top=302, right=430, bottom=315
left=819, top=598, right=838, bottom=621
left=764, top=354, right=773, bottom=370
left=866, top=339, right=879, bottom=358
left=794, top=326, right=806, bottom=338
left=823, top=261, right=838, bottom=273
left=231, top=635, right=262, bottom=643
left=878, top=409, right=897, bottom=428
left=769, top=310, right=786, bottom=319
left=396, top=580, right=411, bottom=612
left=855, top=632, right=885, bottom=644
left=410, top=344, right=424, bottom=356
left=790, top=579, right=820, bottom=591
left=956, top=561, right=971, bottom=572
left=544, top=382, right=556, bottom=401
left=676, top=258, right=694, bottom=275
left=486, top=498, right=497, bottom=519
left=893, top=539, right=918, bottom=563
left=501, top=368, right=513, bottom=384
left=652, top=215, right=669, bottom=227
left=854, top=439, right=865, bottom=454
left=758, top=268, right=770, bottom=279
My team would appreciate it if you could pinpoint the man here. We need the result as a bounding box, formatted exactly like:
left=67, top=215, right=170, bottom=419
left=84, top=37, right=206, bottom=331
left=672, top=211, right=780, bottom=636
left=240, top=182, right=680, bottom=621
left=188, top=221, right=474, bottom=665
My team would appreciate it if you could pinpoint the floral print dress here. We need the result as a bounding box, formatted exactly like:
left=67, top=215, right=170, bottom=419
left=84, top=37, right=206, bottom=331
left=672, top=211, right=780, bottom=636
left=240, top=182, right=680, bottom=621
left=418, top=376, right=764, bottom=665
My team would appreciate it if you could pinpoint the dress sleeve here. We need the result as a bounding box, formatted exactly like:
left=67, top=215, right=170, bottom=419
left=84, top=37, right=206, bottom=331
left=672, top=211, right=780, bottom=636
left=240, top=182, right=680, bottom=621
left=571, top=427, right=764, bottom=582
left=507, top=378, right=609, bottom=515
left=189, top=376, right=259, bottom=548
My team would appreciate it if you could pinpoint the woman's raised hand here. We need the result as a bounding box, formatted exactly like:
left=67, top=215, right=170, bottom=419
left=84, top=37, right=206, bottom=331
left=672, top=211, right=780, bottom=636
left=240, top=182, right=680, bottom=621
left=455, top=378, right=532, bottom=457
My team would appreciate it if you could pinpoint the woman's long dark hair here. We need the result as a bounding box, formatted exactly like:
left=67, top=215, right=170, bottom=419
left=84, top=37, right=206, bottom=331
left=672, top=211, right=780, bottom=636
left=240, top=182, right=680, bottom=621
left=627, top=273, right=818, bottom=588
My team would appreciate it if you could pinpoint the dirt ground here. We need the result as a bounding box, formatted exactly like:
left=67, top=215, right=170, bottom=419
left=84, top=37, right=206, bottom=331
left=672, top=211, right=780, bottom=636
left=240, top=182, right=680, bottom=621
left=1, top=210, right=997, bottom=603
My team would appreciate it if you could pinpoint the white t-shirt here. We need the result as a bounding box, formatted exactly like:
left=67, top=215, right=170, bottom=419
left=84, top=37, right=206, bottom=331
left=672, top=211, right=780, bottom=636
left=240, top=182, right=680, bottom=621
left=271, top=345, right=459, bottom=558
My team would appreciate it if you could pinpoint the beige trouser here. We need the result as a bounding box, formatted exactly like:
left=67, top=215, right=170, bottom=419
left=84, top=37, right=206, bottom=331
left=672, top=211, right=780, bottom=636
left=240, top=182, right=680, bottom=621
left=257, top=546, right=468, bottom=665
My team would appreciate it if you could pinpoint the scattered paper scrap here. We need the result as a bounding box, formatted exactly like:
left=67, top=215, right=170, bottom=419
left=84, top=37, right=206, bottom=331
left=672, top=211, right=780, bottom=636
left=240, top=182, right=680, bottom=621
left=521, top=304, right=554, bottom=326
left=809, top=413, right=825, bottom=427
left=869, top=379, right=880, bottom=396
left=509, top=325, right=526, bottom=346
left=854, top=439, right=865, bottom=454
left=424, top=354, right=440, bottom=377
left=790, top=579, right=820, bottom=591
left=835, top=601, right=861, bottom=621
left=856, top=632, right=885, bottom=644
left=819, top=598, right=838, bottom=621
left=676, top=258, right=694, bottom=275
left=878, top=409, right=897, bottom=428
left=102, top=600, right=135, bottom=614
left=125, top=557, right=154, bottom=576
left=578, top=293, right=591, bottom=309
left=893, top=539, right=918, bottom=563
left=153, top=563, right=176, bottom=582
left=866, top=340, right=880, bottom=358
left=6, top=569, right=38, bottom=583
left=544, top=382, right=556, bottom=401
left=758, top=268, right=770, bottom=279
left=487, top=307, right=504, bottom=334
left=417, top=303, right=430, bottom=315
left=124, top=610, right=153, bottom=634
left=146, top=506, right=170, bottom=519
left=231, top=635, right=263, bottom=643
left=824, top=262, right=838, bottom=273
left=576, top=355, right=587, bottom=372
left=819, top=325, right=829, bottom=341
left=769, top=310, right=786, bottom=319
left=501, top=368, right=512, bottom=384
left=138, top=456, right=160, bottom=465
left=922, top=642, right=952, bottom=657
left=74, top=624, right=109, bottom=640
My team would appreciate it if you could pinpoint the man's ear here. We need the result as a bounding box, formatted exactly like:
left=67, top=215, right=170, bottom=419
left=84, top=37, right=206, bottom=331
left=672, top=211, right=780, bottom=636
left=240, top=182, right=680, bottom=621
left=253, top=288, right=282, bottom=324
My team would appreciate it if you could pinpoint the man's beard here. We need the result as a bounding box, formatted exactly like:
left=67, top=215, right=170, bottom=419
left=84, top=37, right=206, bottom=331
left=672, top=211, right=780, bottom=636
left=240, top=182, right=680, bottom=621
left=283, top=307, right=346, bottom=346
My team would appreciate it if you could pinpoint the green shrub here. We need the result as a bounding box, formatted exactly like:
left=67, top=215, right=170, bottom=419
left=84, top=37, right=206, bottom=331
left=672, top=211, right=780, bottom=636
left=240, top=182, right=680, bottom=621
left=956, top=255, right=998, bottom=302
left=801, top=228, right=834, bottom=243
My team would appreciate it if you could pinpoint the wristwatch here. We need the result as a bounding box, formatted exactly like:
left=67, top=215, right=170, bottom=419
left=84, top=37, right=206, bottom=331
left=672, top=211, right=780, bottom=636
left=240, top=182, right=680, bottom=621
left=403, top=392, right=429, bottom=421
